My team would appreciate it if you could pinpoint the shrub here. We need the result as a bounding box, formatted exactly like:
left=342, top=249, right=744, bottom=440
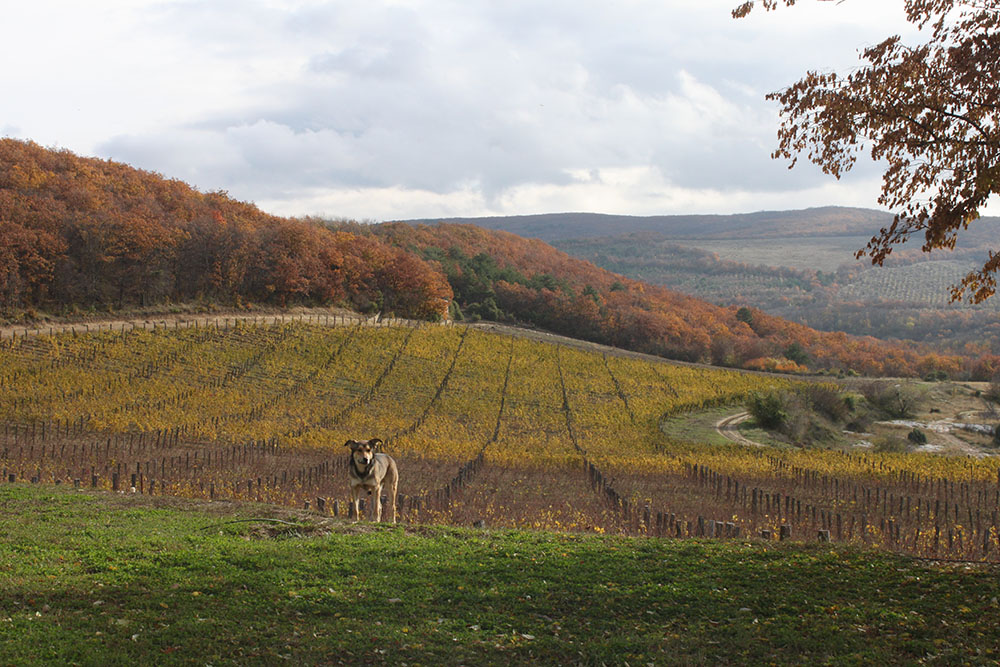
left=746, top=391, right=788, bottom=430
left=907, top=427, right=927, bottom=445
left=803, top=384, right=850, bottom=423
left=985, top=378, right=1000, bottom=405
left=860, top=381, right=923, bottom=419
left=845, top=413, right=873, bottom=433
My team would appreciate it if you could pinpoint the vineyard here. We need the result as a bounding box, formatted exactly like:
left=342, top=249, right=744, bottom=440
left=3, top=317, right=1000, bottom=561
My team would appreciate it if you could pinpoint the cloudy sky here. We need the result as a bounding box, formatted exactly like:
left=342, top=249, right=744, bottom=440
left=2, top=1, right=920, bottom=221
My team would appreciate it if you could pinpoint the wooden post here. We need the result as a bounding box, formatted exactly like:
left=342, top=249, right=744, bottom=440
left=780, top=524, right=792, bottom=541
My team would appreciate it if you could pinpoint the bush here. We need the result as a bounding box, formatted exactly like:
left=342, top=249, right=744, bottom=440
left=746, top=391, right=788, bottom=430
left=907, top=427, right=928, bottom=445
left=985, top=378, right=1000, bottom=405
left=860, top=381, right=923, bottom=419
left=845, top=412, right=874, bottom=433
left=803, top=384, right=851, bottom=423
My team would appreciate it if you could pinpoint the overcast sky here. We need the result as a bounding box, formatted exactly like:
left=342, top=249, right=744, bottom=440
left=2, top=1, right=923, bottom=221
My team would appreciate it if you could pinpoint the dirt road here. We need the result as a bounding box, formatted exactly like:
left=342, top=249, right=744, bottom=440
left=714, top=411, right=762, bottom=447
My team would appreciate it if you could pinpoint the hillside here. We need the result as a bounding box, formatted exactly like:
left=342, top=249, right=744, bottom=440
left=426, top=208, right=1000, bottom=352
left=0, top=139, right=450, bottom=320
left=556, top=233, right=1000, bottom=351
left=3, top=138, right=994, bottom=377
left=3, top=317, right=999, bottom=561
left=365, top=222, right=999, bottom=377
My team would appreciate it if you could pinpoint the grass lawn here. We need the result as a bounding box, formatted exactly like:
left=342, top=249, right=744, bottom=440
left=2, top=484, right=999, bottom=665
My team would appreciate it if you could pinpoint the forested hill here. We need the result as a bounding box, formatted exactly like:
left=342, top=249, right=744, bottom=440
left=364, top=222, right=1000, bottom=379
left=0, top=139, right=451, bottom=320
left=2, top=138, right=997, bottom=378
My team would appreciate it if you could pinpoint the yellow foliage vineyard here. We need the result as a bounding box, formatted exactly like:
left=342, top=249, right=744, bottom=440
left=1, top=319, right=999, bottom=560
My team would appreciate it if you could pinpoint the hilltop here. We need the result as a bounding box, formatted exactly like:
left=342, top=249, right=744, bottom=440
left=399, top=207, right=1000, bottom=248
left=0, top=139, right=451, bottom=320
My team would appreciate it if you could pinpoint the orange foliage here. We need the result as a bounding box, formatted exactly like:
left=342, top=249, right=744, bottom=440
left=0, top=139, right=450, bottom=319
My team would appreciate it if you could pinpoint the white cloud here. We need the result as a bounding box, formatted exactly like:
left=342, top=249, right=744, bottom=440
left=1, top=0, right=917, bottom=220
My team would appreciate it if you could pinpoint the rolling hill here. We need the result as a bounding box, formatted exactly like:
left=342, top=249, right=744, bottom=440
left=408, top=209, right=1000, bottom=353
left=0, top=139, right=451, bottom=320
left=2, top=137, right=995, bottom=377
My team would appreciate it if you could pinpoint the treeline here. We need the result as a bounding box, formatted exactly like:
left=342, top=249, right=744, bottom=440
left=366, top=223, right=1000, bottom=378
left=0, top=140, right=450, bottom=320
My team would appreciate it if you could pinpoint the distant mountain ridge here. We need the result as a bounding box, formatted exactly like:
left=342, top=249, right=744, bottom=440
left=397, top=207, right=895, bottom=242
left=398, top=207, right=1000, bottom=248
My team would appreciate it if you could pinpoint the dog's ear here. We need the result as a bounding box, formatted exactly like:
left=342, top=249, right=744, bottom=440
left=344, top=439, right=358, bottom=449
left=368, top=437, right=383, bottom=450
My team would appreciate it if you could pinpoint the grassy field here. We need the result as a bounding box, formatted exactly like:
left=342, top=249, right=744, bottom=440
left=2, top=484, right=1000, bottom=665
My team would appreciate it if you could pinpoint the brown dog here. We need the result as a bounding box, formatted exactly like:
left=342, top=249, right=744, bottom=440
left=345, top=438, right=398, bottom=523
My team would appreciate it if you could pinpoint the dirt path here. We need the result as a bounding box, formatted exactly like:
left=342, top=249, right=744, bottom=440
left=715, top=411, right=763, bottom=447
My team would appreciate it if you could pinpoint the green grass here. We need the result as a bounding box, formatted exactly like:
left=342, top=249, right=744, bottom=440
left=658, top=406, right=735, bottom=446
left=736, top=418, right=802, bottom=449
left=3, top=485, right=1000, bottom=665
left=659, top=406, right=797, bottom=450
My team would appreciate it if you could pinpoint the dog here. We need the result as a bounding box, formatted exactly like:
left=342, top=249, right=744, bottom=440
left=345, top=438, right=398, bottom=523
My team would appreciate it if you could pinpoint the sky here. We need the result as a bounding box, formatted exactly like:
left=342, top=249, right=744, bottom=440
left=1, top=0, right=923, bottom=222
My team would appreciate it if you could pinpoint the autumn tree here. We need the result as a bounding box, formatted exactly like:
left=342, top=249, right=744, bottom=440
left=736, top=0, right=1000, bottom=301
left=0, top=221, right=65, bottom=308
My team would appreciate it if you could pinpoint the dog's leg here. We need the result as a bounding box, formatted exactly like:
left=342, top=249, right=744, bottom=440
left=387, top=461, right=398, bottom=524
left=373, top=483, right=383, bottom=522
left=349, top=485, right=361, bottom=523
